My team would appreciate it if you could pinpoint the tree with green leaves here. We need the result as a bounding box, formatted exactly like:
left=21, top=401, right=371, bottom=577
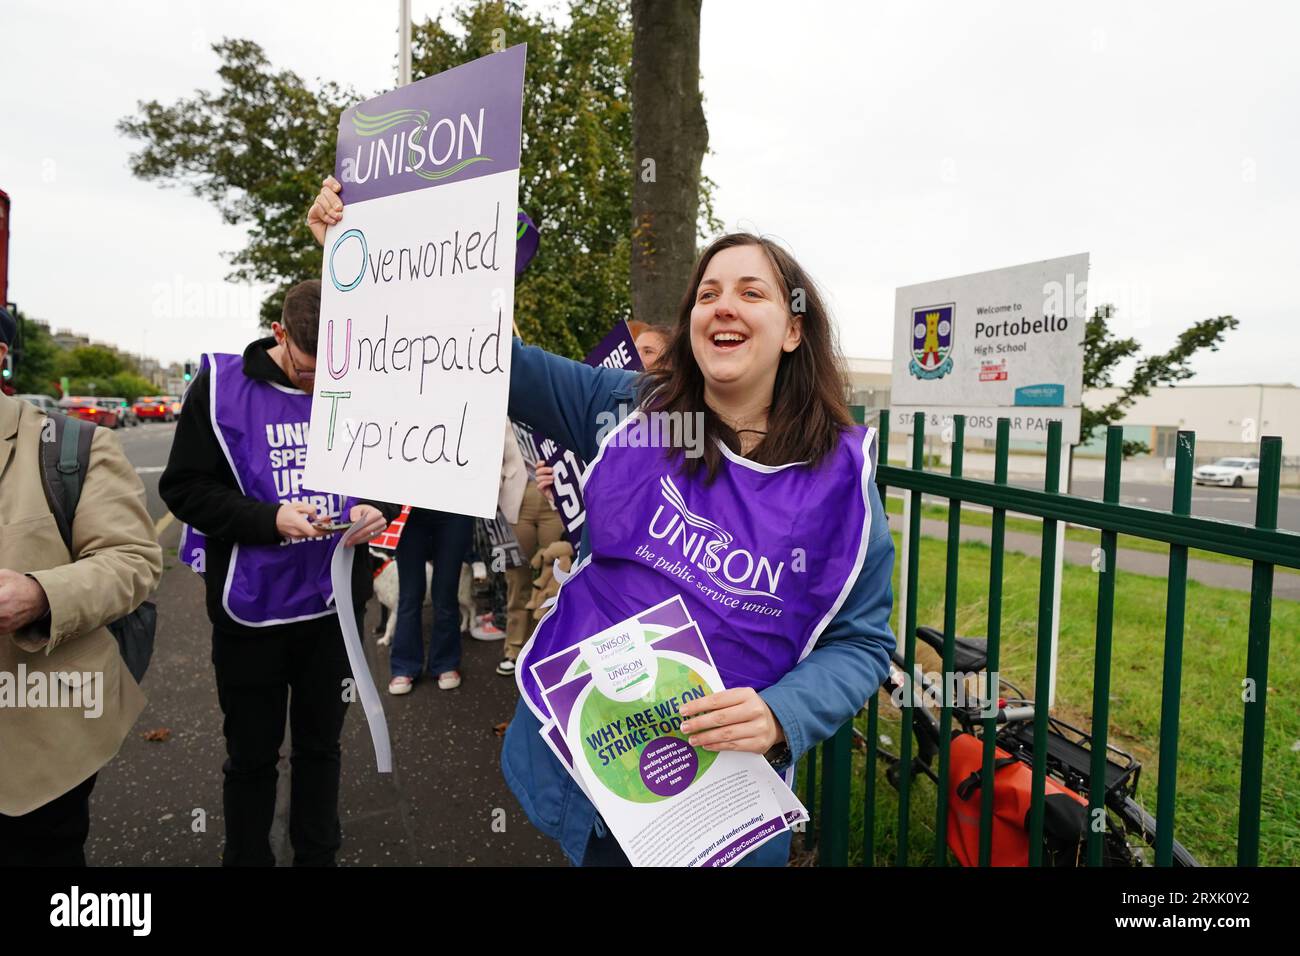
left=1082, top=304, right=1239, bottom=457
left=5, top=318, right=160, bottom=400
left=410, top=0, right=636, bottom=357
left=119, top=0, right=718, bottom=358
left=7, top=310, right=61, bottom=396
left=59, top=345, right=125, bottom=380
left=46, top=345, right=152, bottom=402
left=118, top=38, right=351, bottom=331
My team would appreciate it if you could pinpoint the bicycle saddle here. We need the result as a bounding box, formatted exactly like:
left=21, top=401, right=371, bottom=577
left=915, top=625, right=989, bottom=673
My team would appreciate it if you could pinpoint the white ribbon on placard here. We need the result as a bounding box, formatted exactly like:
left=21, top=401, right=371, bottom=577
left=330, top=543, right=393, bottom=773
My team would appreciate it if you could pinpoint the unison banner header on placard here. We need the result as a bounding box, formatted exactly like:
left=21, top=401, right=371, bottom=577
left=334, top=45, right=525, bottom=205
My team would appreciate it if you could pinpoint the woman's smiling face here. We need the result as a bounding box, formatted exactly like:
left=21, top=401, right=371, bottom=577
left=689, top=244, right=802, bottom=395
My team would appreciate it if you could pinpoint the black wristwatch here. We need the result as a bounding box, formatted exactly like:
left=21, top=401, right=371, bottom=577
left=764, top=742, right=792, bottom=770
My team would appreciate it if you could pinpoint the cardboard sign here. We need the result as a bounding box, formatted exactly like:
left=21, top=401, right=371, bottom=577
left=305, top=46, right=528, bottom=518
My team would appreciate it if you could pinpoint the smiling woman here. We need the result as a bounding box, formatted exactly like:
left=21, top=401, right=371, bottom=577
left=641, top=234, right=855, bottom=474
left=494, top=232, right=896, bottom=868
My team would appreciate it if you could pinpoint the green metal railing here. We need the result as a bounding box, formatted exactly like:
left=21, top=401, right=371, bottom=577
left=799, top=412, right=1299, bottom=867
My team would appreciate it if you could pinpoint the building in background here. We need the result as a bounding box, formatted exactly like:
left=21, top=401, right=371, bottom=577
left=162, top=362, right=187, bottom=394
left=1080, top=383, right=1300, bottom=464
left=844, top=356, right=1297, bottom=479
left=845, top=356, right=891, bottom=424
left=136, top=356, right=161, bottom=383
left=52, top=328, right=91, bottom=351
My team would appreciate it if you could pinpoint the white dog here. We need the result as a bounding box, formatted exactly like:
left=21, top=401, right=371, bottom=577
left=371, top=552, right=476, bottom=646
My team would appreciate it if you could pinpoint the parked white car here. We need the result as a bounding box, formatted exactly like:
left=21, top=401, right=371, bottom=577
left=1194, top=457, right=1260, bottom=488
left=15, top=393, right=58, bottom=414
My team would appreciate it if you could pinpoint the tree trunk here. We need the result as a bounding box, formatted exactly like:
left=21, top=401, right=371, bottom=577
left=630, top=0, right=708, bottom=328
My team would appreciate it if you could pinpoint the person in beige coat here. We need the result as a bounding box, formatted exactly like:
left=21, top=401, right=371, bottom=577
left=0, top=314, right=163, bottom=865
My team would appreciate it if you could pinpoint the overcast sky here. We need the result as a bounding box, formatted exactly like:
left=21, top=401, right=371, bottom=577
left=2, top=0, right=1297, bottom=384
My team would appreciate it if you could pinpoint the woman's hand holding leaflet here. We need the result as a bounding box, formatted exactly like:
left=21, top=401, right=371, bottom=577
left=678, top=687, right=785, bottom=754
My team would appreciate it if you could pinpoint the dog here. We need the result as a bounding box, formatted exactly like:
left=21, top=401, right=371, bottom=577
left=371, top=551, right=476, bottom=647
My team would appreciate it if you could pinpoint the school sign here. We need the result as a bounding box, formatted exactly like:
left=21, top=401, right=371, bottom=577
left=890, top=254, right=1089, bottom=444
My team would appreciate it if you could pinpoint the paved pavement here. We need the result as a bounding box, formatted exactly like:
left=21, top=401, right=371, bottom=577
left=1041, top=476, right=1298, bottom=532
left=89, top=422, right=566, bottom=866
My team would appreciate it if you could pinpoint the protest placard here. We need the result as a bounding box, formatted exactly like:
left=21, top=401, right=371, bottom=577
left=304, top=45, right=528, bottom=519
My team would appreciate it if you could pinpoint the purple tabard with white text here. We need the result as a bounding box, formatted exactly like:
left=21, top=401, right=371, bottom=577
left=208, top=352, right=356, bottom=626
left=516, top=415, right=878, bottom=722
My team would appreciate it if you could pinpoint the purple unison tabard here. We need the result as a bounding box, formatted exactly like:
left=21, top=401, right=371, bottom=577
left=207, top=352, right=355, bottom=626
left=517, top=413, right=878, bottom=721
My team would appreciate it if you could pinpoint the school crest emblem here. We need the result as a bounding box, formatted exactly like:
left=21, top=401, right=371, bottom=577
left=908, top=303, right=955, bottom=380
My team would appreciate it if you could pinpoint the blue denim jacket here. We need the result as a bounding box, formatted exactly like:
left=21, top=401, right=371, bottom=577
left=501, top=338, right=896, bottom=865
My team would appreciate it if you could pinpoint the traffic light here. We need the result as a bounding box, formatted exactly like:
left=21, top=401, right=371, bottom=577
left=1, top=353, right=12, bottom=381
left=183, top=361, right=193, bottom=383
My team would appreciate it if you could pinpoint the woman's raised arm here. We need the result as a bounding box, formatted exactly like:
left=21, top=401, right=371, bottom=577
left=508, top=338, right=637, bottom=461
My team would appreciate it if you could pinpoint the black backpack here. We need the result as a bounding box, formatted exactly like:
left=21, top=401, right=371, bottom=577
left=37, top=412, right=157, bottom=683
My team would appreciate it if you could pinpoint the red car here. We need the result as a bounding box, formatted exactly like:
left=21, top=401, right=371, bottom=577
left=59, top=396, right=120, bottom=428
left=133, top=395, right=177, bottom=422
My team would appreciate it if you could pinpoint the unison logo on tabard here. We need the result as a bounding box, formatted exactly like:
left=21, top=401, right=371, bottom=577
left=646, top=476, right=785, bottom=601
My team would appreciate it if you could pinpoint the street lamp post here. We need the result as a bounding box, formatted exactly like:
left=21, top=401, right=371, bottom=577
left=399, top=0, right=412, bottom=86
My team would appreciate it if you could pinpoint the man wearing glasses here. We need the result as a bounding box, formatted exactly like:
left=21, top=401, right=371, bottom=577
left=160, top=279, right=398, bottom=866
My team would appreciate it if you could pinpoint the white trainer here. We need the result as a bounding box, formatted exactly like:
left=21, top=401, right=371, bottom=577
left=470, top=613, right=505, bottom=642
left=388, top=676, right=414, bottom=696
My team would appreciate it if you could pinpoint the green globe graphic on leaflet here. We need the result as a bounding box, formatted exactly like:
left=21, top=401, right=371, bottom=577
left=579, top=657, right=718, bottom=804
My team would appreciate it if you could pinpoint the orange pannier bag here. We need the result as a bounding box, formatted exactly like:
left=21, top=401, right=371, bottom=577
left=946, top=732, right=1088, bottom=867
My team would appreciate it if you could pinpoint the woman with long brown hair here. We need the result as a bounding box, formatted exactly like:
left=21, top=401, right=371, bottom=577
left=309, top=180, right=895, bottom=867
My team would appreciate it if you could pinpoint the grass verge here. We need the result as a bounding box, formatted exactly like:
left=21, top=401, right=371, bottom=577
left=797, top=531, right=1299, bottom=867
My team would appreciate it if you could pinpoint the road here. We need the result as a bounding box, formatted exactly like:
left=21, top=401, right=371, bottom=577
left=895, top=475, right=1299, bottom=532
left=1038, top=476, right=1299, bottom=531
left=89, top=422, right=566, bottom=866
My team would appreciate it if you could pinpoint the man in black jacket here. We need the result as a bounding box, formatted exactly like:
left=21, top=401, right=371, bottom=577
left=161, top=280, right=397, bottom=866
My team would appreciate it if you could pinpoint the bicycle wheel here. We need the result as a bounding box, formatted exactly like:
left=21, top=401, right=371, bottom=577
left=1112, top=796, right=1200, bottom=867
left=867, top=661, right=942, bottom=793
left=882, top=657, right=945, bottom=759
